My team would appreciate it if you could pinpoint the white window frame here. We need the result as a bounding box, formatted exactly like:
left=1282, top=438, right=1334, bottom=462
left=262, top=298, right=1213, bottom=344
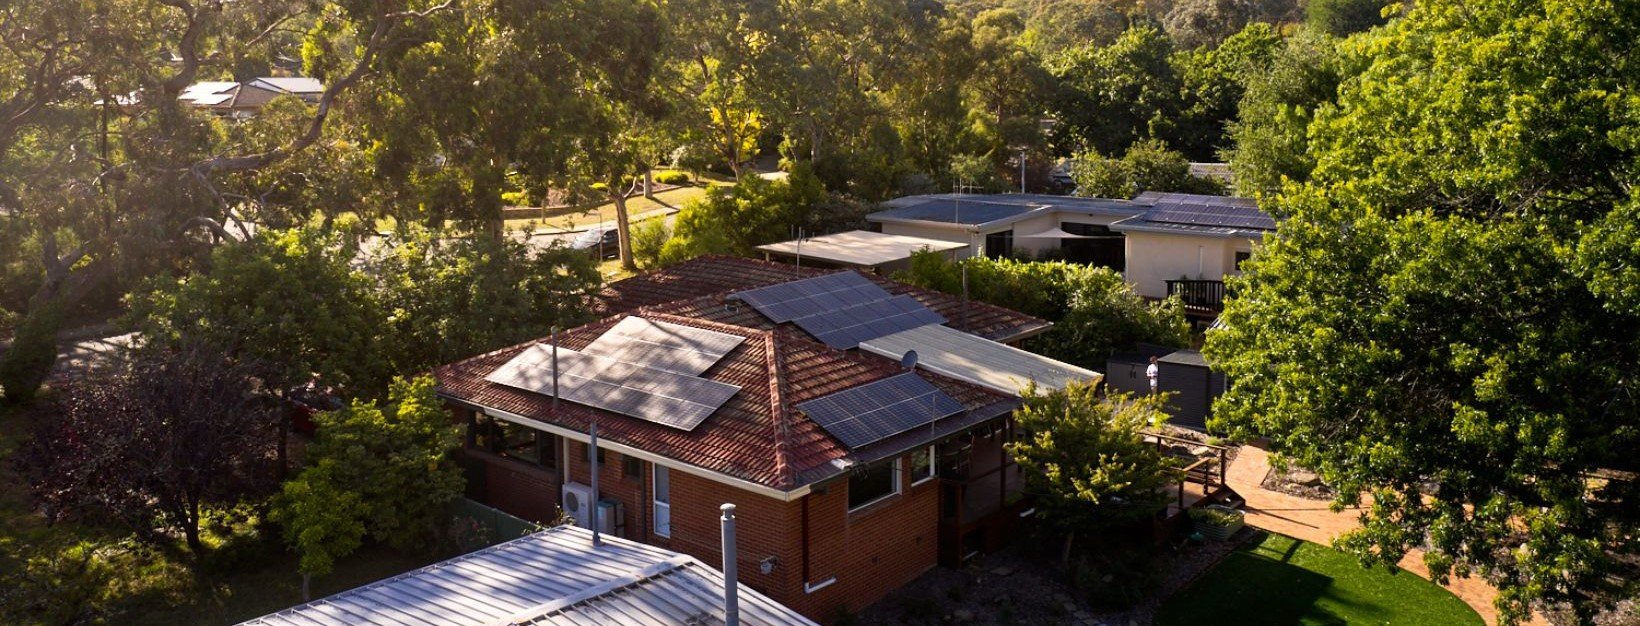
left=652, top=464, right=672, bottom=537
left=911, top=445, right=937, bottom=486
left=846, top=458, right=902, bottom=513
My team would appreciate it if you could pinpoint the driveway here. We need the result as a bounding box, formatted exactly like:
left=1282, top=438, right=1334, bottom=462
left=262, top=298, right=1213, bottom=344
left=1226, top=443, right=1548, bottom=626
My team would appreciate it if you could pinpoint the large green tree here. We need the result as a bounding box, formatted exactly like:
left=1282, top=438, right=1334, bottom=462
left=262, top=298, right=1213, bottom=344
left=1205, top=1, right=1640, bottom=622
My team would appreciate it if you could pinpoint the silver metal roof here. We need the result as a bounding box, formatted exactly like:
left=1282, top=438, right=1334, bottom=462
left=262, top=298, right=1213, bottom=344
left=238, top=525, right=817, bottom=626
left=859, top=324, right=1101, bottom=395
left=755, top=230, right=966, bottom=267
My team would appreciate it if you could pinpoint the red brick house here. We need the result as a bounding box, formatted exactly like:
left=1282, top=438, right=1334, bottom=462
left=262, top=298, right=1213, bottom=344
left=432, top=257, right=1081, bottom=622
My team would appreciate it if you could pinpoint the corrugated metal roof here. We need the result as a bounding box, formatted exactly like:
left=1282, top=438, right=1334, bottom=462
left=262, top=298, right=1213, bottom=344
left=250, top=76, right=325, bottom=94
left=859, top=324, right=1101, bottom=395
left=755, top=230, right=966, bottom=267
left=237, top=525, right=817, bottom=626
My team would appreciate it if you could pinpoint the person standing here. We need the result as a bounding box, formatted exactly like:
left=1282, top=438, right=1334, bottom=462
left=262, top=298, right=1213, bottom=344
left=1146, top=356, right=1160, bottom=395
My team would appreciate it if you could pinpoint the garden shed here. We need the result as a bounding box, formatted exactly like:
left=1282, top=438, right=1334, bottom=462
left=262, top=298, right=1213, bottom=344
left=1105, top=345, right=1226, bottom=431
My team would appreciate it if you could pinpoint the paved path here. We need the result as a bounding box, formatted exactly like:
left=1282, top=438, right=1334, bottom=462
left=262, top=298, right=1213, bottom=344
left=1226, top=444, right=1548, bottom=626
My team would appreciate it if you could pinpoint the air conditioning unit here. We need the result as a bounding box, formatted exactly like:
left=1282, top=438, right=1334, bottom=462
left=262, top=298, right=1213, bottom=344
left=562, top=482, right=594, bottom=529
left=596, top=498, right=625, bottom=537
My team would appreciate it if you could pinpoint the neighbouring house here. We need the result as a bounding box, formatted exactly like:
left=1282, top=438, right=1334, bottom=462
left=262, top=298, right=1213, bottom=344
left=177, top=76, right=325, bottom=118
left=431, top=256, right=1098, bottom=621
left=236, top=524, right=818, bottom=626
left=865, top=193, right=1144, bottom=269
left=1109, top=192, right=1275, bottom=320
left=755, top=230, right=969, bottom=275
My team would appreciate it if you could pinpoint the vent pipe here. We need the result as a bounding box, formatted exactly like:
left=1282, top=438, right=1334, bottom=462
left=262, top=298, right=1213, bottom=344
left=590, top=422, right=601, bottom=548
left=721, top=503, right=740, bottom=626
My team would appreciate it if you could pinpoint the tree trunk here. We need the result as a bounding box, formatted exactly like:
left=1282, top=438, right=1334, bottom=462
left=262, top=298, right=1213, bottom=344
left=611, top=191, right=636, bottom=272
left=302, top=572, right=312, bottom=602
left=1060, top=530, right=1075, bottom=567
left=184, top=512, right=204, bottom=555
left=643, top=170, right=655, bottom=200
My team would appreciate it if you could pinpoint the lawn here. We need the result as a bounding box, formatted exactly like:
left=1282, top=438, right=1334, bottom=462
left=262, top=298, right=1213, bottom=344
left=1156, top=532, right=1483, bottom=626
left=505, top=184, right=713, bottom=232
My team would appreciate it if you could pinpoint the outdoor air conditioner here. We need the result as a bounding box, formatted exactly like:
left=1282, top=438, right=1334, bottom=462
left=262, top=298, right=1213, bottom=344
left=562, top=482, right=594, bottom=529
left=596, top=498, right=625, bottom=537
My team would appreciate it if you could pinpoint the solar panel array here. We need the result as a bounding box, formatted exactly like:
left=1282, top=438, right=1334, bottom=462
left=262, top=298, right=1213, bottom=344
left=731, top=272, right=947, bottom=349
left=581, top=316, right=745, bottom=376
left=485, top=343, right=740, bottom=431
left=1141, top=194, right=1274, bottom=231
left=796, top=372, right=965, bottom=449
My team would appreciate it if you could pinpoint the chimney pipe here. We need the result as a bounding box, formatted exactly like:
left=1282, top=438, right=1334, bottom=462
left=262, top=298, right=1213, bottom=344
left=590, top=422, right=601, bottom=548
left=721, top=503, right=740, bottom=626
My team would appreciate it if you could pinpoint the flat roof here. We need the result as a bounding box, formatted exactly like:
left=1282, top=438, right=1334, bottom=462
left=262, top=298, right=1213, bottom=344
left=756, top=230, right=966, bottom=267
left=238, top=525, right=817, bottom=626
left=1112, top=192, right=1274, bottom=238
left=868, top=193, right=1144, bottom=229
left=859, top=324, right=1101, bottom=395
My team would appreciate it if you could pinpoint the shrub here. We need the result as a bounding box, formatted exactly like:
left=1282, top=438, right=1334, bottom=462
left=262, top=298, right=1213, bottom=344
left=0, top=302, right=61, bottom=403
left=1189, top=506, right=1244, bottom=526
left=500, top=190, right=531, bottom=206
left=630, top=218, right=673, bottom=269
left=652, top=170, right=690, bottom=185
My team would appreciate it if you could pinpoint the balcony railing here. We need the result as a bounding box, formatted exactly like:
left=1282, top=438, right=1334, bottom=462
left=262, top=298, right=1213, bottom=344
left=1165, top=279, right=1226, bottom=310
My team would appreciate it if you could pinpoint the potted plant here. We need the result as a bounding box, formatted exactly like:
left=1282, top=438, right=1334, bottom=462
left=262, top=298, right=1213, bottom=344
left=1189, top=504, right=1245, bottom=541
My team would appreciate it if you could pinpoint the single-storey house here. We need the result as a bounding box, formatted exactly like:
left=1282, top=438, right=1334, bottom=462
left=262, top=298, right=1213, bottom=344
left=237, top=524, right=818, bottom=626
left=1109, top=192, right=1275, bottom=315
left=865, top=193, right=1144, bottom=269
left=754, top=230, right=968, bottom=274
left=432, top=256, right=1097, bottom=621
left=177, top=76, right=325, bottom=118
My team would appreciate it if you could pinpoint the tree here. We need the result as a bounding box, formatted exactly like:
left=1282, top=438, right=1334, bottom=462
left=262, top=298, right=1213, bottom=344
left=19, top=346, right=281, bottom=554
left=661, top=163, right=826, bottom=261
left=1008, top=383, right=1178, bottom=558
left=1070, top=139, right=1227, bottom=198
left=1162, top=0, right=1296, bottom=49
left=1050, top=24, right=1183, bottom=158
left=1222, top=27, right=1346, bottom=195
left=897, top=252, right=1189, bottom=369
left=273, top=376, right=463, bottom=590
left=1174, top=21, right=1284, bottom=159
left=1306, top=0, right=1393, bottom=37
left=1205, top=1, right=1640, bottom=622
left=128, top=223, right=390, bottom=396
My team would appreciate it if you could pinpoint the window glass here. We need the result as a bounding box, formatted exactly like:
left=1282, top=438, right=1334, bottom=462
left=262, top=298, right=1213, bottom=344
left=653, top=465, right=672, bottom=537
left=500, top=421, right=540, bottom=464
left=848, top=459, right=901, bottom=510
left=911, top=446, right=935, bottom=483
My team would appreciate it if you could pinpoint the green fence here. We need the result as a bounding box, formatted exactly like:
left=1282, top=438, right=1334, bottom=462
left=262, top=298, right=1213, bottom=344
left=451, top=498, right=548, bottom=547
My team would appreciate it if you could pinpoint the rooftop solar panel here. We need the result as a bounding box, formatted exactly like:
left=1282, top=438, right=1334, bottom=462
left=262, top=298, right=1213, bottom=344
left=485, top=344, right=740, bottom=431
left=1142, top=197, right=1275, bottom=230
left=732, top=272, right=948, bottom=349
left=796, top=372, right=965, bottom=449
left=582, top=316, right=745, bottom=376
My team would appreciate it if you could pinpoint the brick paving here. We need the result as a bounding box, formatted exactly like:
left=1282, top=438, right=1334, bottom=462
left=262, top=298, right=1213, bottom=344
left=1226, top=443, right=1548, bottom=626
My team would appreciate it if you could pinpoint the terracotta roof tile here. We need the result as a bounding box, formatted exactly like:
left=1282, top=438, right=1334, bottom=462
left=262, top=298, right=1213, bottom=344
left=435, top=256, right=1031, bottom=493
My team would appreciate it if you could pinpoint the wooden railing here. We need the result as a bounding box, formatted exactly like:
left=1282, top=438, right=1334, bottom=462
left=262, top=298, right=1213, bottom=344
left=1165, top=279, right=1226, bottom=310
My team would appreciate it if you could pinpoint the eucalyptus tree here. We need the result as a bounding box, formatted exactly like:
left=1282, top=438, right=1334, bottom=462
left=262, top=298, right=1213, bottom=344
left=0, top=0, right=455, bottom=400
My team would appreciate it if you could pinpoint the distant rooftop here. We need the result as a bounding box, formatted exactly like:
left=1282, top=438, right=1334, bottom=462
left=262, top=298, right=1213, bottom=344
left=237, top=525, right=818, bottom=626
left=248, top=76, right=325, bottom=94
left=1112, top=192, right=1275, bottom=238
left=755, top=230, right=966, bottom=268
left=869, top=193, right=1145, bottom=229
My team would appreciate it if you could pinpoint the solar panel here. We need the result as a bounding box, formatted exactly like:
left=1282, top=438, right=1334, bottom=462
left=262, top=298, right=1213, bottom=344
left=485, top=344, right=740, bottom=431
left=1143, top=198, right=1275, bottom=230
left=582, top=316, right=745, bottom=376
left=796, top=372, right=965, bottom=449
left=732, top=272, right=947, bottom=349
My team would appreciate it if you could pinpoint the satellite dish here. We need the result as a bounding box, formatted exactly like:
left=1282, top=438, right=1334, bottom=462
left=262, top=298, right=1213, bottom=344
left=901, top=350, right=919, bottom=370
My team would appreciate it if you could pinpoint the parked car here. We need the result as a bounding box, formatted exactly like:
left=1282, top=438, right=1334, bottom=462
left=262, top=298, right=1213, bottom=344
left=570, top=227, right=620, bottom=259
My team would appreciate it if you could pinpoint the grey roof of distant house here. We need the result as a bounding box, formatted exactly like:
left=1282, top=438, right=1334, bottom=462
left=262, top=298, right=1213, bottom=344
left=236, top=525, right=817, bottom=626
left=1111, top=192, right=1275, bottom=238
left=868, top=193, right=1145, bottom=229
left=250, top=76, right=325, bottom=94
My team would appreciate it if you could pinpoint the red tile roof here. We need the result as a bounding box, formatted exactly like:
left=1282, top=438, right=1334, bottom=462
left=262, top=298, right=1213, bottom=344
left=434, top=312, right=1014, bottom=491
left=597, top=256, right=1050, bottom=342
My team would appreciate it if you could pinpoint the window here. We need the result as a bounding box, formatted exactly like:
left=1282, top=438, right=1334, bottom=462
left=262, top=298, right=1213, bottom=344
left=1060, top=222, right=1125, bottom=271
left=910, top=446, right=936, bottom=485
left=476, top=417, right=556, bottom=467
left=848, top=459, right=902, bottom=511
left=653, top=465, right=672, bottom=537
left=984, top=230, right=1014, bottom=259
left=623, top=455, right=642, bottom=479
left=1234, top=250, right=1252, bottom=271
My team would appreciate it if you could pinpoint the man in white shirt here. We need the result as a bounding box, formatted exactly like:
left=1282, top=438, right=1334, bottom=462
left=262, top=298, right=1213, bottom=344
left=1147, top=356, right=1160, bottom=395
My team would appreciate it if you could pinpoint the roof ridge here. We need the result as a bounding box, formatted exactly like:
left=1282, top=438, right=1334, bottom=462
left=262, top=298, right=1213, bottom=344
left=765, top=331, right=795, bottom=490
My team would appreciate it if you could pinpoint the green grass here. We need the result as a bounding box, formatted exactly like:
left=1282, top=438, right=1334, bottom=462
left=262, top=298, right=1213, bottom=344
left=505, top=184, right=713, bottom=232
left=1157, top=532, right=1483, bottom=626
